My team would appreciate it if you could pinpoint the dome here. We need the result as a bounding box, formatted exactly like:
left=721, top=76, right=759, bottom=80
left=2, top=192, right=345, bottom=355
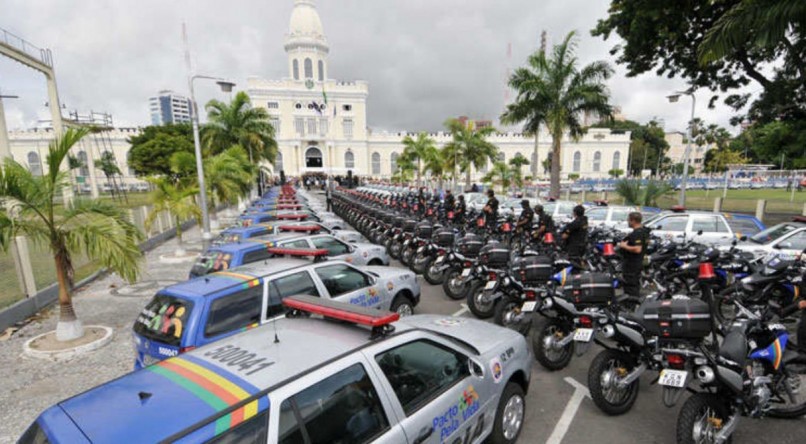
left=287, top=0, right=327, bottom=49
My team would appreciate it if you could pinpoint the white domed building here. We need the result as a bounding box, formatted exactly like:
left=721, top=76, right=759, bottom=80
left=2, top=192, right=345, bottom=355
left=248, top=0, right=630, bottom=180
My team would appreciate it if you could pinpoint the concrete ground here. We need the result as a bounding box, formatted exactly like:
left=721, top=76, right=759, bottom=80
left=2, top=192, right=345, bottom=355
left=1, top=199, right=803, bottom=443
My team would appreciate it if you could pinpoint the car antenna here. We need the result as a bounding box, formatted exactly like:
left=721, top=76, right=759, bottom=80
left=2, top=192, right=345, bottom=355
left=268, top=285, right=280, bottom=344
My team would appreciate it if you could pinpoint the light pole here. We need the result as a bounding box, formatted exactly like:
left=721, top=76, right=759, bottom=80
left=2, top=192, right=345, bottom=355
left=667, top=90, right=696, bottom=206
left=188, top=75, right=235, bottom=246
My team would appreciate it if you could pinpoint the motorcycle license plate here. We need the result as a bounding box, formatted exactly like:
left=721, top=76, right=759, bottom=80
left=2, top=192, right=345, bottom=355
left=484, top=281, right=497, bottom=290
left=417, top=246, right=425, bottom=253
left=435, top=256, right=445, bottom=264
left=659, top=370, right=688, bottom=388
left=521, top=301, right=537, bottom=312
left=573, top=328, right=594, bottom=342
left=461, top=268, right=471, bottom=277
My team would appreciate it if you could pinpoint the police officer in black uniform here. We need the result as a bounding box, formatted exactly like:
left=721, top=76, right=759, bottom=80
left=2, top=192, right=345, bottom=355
left=444, top=190, right=455, bottom=212
left=619, top=212, right=650, bottom=299
left=455, top=195, right=466, bottom=225
left=562, top=205, right=588, bottom=262
left=483, top=189, right=499, bottom=230
left=516, top=200, right=534, bottom=232
left=534, top=204, right=554, bottom=240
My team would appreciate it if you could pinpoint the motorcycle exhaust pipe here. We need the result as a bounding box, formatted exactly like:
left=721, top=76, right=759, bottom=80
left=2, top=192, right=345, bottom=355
left=617, top=363, right=647, bottom=389
left=696, top=366, right=715, bottom=384
left=601, top=324, right=615, bottom=338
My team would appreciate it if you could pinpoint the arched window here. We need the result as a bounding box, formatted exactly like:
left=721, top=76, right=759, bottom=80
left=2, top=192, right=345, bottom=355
left=304, top=58, right=313, bottom=79
left=77, top=151, right=90, bottom=177
left=27, top=152, right=42, bottom=176
left=391, top=152, right=399, bottom=173
left=612, top=151, right=621, bottom=171
left=572, top=151, right=581, bottom=172
left=317, top=60, right=324, bottom=81
left=274, top=151, right=284, bottom=172
left=305, top=147, right=322, bottom=168
left=344, top=150, right=355, bottom=169
left=593, top=151, right=601, bottom=172
left=293, top=59, right=299, bottom=80
left=371, top=152, right=381, bottom=175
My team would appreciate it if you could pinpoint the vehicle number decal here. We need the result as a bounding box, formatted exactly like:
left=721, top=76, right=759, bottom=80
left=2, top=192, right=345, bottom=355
left=573, top=328, right=594, bottom=342
left=350, top=293, right=380, bottom=307
left=204, top=344, right=275, bottom=376
left=521, top=301, right=537, bottom=312
left=461, top=268, right=471, bottom=277
left=500, top=347, right=514, bottom=363
left=484, top=280, right=496, bottom=290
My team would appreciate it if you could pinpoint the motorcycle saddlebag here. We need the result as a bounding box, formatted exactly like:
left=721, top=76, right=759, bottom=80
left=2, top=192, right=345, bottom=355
left=415, top=222, right=433, bottom=239
left=457, top=234, right=483, bottom=258
left=641, top=296, right=711, bottom=339
left=393, top=216, right=405, bottom=228
left=563, top=272, right=614, bottom=307
left=434, top=228, right=455, bottom=247
left=402, top=219, right=417, bottom=233
left=518, top=256, right=553, bottom=283
left=479, top=243, right=509, bottom=268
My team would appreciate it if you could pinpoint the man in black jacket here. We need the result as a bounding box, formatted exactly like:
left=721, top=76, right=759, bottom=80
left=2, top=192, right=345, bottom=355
left=619, top=212, right=650, bottom=299
left=562, top=205, right=588, bottom=262
left=483, top=189, right=499, bottom=230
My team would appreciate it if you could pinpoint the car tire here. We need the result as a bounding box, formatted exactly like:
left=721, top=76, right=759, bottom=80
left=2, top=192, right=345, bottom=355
left=390, top=294, right=414, bottom=317
left=490, top=382, right=525, bottom=444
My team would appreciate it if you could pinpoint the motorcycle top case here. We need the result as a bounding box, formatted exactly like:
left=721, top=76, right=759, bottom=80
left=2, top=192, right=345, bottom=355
left=641, top=296, right=711, bottom=339
left=415, top=222, right=433, bottom=239
left=563, top=272, right=614, bottom=307
left=518, top=255, right=553, bottom=283
left=393, top=216, right=405, bottom=228
left=434, top=228, right=455, bottom=247
left=479, top=242, right=509, bottom=268
left=402, top=219, right=417, bottom=233
left=457, top=234, right=484, bottom=258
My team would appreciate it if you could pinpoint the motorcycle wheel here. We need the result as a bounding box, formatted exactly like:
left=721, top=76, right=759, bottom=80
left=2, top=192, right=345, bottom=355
left=388, top=241, right=402, bottom=260
left=767, top=366, right=806, bottom=419
left=411, top=251, right=429, bottom=275
left=442, top=269, right=468, bottom=300
left=493, top=297, right=531, bottom=336
left=423, top=258, right=446, bottom=285
left=400, top=247, right=414, bottom=267
left=676, top=394, right=733, bottom=444
left=531, top=317, right=574, bottom=371
left=588, top=349, right=640, bottom=416
left=467, top=282, right=496, bottom=319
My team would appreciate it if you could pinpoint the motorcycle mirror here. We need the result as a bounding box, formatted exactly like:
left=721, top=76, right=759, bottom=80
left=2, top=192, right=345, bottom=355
left=740, top=235, right=748, bottom=241
left=697, top=230, right=703, bottom=235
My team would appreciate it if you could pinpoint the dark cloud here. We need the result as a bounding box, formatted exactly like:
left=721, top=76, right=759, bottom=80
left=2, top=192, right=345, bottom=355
left=1, top=0, right=753, bottom=134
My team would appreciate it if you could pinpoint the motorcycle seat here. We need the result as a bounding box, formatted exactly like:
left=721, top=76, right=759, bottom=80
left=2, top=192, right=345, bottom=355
left=718, top=330, right=747, bottom=367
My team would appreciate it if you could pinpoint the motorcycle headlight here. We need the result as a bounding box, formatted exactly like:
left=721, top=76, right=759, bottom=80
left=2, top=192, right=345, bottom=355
left=503, top=277, right=511, bottom=286
left=543, top=297, right=553, bottom=309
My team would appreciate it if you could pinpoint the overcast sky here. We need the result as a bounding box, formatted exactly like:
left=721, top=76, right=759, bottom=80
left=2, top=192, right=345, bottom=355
left=1, top=0, right=756, bottom=134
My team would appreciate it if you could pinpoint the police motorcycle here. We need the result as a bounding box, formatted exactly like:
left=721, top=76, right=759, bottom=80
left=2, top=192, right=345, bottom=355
left=713, top=252, right=804, bottom=327
left=492, top=255, right=553, bottom=335
left=441, top=233, right=486, bottom=300
left=674, top=299, right=806, bottom=444
left=465, top=242, right=513, bottom=318
left=411, top=227, right=457, bottom=284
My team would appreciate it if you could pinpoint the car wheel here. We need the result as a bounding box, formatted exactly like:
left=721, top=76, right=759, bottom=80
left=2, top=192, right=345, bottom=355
left=490, top=382, right=525, bottom=444
left=390, top=294, right=414, bottom=317
left=367, top=258, right=384, bottom=266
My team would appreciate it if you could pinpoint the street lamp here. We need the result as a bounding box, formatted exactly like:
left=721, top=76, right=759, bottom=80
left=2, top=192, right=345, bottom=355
left=188, top=75, right=236, bottom=247
left=667, top=90, right=696, bottom=206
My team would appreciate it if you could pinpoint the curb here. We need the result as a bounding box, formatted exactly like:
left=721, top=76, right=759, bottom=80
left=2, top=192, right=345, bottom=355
left=22, top=325, right=114, bottom=361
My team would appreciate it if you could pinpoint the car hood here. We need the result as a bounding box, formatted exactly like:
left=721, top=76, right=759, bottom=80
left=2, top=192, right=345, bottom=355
left=362, top=265, right=415, bottom=281
left=399, top=314, right=522, bottom=356
left=354, top=242, right=386, bottom=253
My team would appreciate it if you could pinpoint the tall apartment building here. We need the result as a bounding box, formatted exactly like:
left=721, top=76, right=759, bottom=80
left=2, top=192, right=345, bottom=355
left=149, top=90, right=193, bottom=125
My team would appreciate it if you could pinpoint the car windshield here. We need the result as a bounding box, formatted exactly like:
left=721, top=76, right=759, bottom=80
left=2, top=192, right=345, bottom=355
left=587, top=208, right=607, bottom=221
left=133, top=294, right=194, bottom=346
left=212, top=232, right=241, bottom=247
left=190, top=251, right=232, bottom=277
left=749, top=223, right=799, bottom=245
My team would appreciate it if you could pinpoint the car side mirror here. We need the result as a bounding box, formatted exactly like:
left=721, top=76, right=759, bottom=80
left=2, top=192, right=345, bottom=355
left=775, top=242, right=792, bottom=250
left=468, top=358, right=484, bottom=378
left=697, top=230, right=703, bottom=235
left=655, top=225, right=663, bottom=230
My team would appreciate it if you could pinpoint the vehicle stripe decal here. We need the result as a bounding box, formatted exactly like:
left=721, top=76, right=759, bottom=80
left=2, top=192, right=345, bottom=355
left=773, top=338, right=783, bottom=370
left=149, top=357, right=262, bottom=435
left=215, top=272, right=262, bottom=289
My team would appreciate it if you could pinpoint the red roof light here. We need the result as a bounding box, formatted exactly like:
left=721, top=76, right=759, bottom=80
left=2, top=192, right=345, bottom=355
left=670, top=205, right=686, bottom=213
left=276, top=213, right=309, bottom=220
left=267, top=247, right=328, bottom=257
left=283, top=295, right=399, bottom=335
left=279, top=225, right=321, bottom=233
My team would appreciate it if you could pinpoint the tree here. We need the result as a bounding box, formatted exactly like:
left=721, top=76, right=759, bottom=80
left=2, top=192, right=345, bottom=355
left=541, top=157, right=552, bottom=175
left=593, top=0, right=805, bottom=123
left=400, top=133, right=438, bottom=187
left=0, top=128, right=143, bottom=341
left=608, top=168, right=624, bottom=178
left=743, top=120, right=806, bottom=169
left=203, top=92, right=278, bottom=163
left=594, top=119, right=669, bottom=176
left=481, top=162, right=516, bottom=192
left=145, top=177, right=201, bottom=255
left=442, top=119, right=499, bottom=190
left=615, top=179, right=673, bottom=207
left=128, top=124, right=195, bottom=177
left=502, top=31, right=614, bottom=197
left=704, top=147, right=747, bottom=173
left=508, top=154, right=530, bottom=188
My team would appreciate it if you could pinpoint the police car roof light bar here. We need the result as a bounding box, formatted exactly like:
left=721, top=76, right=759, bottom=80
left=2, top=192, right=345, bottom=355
left=276, top=213, right=309, bottom=220
left=278, top=225, right=321, bottom=233
left=283, top=295, right=399, bottom=338
left=267, top=247, right=328, bottom=260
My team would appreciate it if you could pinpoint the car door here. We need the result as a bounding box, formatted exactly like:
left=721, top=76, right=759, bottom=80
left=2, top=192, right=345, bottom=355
left=263, top=270, right=323, bottom=322
left=312, top=263, right=382, bottom=308
left=772, top=230, right=806, bottom=259
left=689, top=215, right=732, bottom=245
left=309, top=235, right=358, bottom=263
left=364, top=334, right=493, bottom=444
left=270, top=356, right=407, bottom=444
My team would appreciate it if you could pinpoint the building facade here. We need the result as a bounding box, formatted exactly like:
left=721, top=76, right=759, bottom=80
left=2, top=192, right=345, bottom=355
left=666, top=131, right=709, bottom=172
left=149, top=90, right=193, bottom=125
left=248, top=0, right=630, bottom=180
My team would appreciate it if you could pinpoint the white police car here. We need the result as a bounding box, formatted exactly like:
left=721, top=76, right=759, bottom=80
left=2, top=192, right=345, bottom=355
left=26, top=297, right=532, bottom=444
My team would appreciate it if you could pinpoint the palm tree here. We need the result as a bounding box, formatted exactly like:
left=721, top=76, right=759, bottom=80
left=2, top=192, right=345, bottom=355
left=502, top=31, right=614, bottom=197
left=0, top=128, right=143, bottom=341
left=509, top=154, right=530, bottom=187
left=204, top=146, right=256, bottom=227
left=443, top=119, right=499, bottom=190
left=145, top=177, right=201, bottom=256
left=400, top=132, right=438, bottom=187
left=615, top=179, right=672, bottom=206
left=482, top=162, right=516, bottom=192
left=202, top=92, right=278, bottom=164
